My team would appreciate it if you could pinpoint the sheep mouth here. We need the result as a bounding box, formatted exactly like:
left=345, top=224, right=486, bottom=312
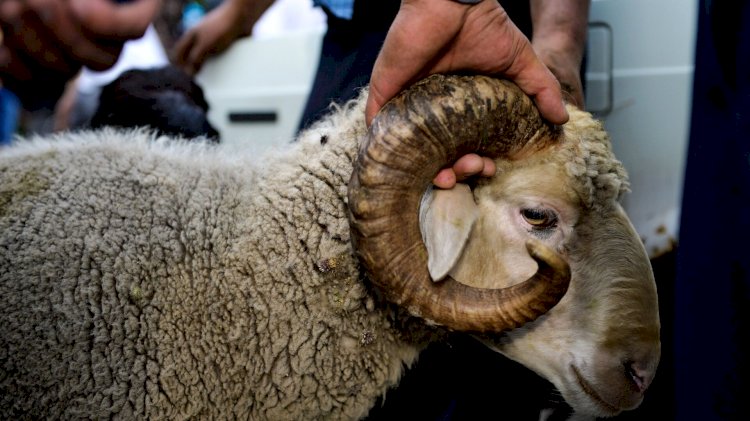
left=570, top=364, right=620, bottom=415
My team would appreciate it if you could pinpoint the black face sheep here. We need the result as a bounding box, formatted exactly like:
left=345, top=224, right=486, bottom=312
left=89, top=65, right=220, bottom=142
left=0, top=75, right=659, bottom=419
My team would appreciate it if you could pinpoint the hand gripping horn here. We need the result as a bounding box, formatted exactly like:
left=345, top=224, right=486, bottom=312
left=348, top=74, right=571, bottom=332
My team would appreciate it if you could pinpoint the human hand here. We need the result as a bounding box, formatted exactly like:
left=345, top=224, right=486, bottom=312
left=0, top=0, right=159, bottom=107
left=172, top=0, right=273, bottom=75
left=366, top=0, right=566, bottom=188
left=533, top=48, right=584, bottom=108
left=365, top=0, right=568, bottom=127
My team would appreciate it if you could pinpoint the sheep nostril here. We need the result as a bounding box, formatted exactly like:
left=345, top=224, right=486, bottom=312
left=624, top=361, right=652, bottom=393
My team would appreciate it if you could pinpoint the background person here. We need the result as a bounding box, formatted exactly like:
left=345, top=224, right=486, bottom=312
left=0, top=0, right=161, bottom=110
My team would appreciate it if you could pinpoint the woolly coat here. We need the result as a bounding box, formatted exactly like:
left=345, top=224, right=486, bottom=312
left=0, top=98, right=425, bottom=419
left=0, top=89, right=629, bottom=419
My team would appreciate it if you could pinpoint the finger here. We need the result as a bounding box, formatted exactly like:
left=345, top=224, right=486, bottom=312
left=513, top=67, right=568, bottom=124
left=0, top=46, right=8, bottom=67
left=4, top=9, right=77, bottom=75
left=537, top=58, right=584, bottom=109
left=452, top=153, right=486, bottom=181
left=0, top=0, right=23, bottom=21
left=532, top=84, right=568, bottom=124
left=186, top=36, right=211, bottom=74
left=69, top=0, right=159, bottom=40
left=172, top=31, right=198, bottom=73
left=432, top=168, right=457, bottom=189
left=21, top=0, right=123, bottom=70
left=77, top=43, right=123, bottom=71
left=481, top=157, right=496, bottom=177
left=507, top=47, right=569, bottom=124
left=432, top=154, right=494, bottom=189
left=364, top=82, right=388, bottom=127
left=366, top=1, right=466, bottom=125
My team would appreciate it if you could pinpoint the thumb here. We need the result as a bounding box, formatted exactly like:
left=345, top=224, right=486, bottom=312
left=365, top=79, right=391, bottom=127
left=506, top=45, right=569, bottom=124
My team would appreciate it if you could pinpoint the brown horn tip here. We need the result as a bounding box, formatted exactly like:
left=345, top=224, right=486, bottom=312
left=348, top=74, right=567, bottom=333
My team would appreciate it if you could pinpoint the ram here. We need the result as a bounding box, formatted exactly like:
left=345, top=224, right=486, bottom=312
left=0, top=75, right=659, bottom=419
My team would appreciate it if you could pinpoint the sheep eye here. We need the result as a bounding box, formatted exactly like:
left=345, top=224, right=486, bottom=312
left=521, top=208, right=558, bottom=228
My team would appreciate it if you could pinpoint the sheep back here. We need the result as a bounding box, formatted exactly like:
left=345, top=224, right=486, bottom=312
left=0, top=101, right=422, bottom=420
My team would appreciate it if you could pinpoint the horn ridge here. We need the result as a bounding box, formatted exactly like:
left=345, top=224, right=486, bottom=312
left=348, top=74, right=569, bottom=333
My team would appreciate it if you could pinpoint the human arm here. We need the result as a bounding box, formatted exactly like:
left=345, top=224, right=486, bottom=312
left=172, top=0, right=274, bottom=75
left=531, top=0, right=590, bottom=108
left=0, top=0, right=159, bottom=108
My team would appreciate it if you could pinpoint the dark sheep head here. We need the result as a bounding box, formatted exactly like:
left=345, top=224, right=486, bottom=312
left=90, top=65, right=220, bottom=142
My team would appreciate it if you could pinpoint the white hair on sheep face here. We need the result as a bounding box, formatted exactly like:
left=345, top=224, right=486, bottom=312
left=439, top=107, right=658, bottom=416
left=0, top=75, right=659, bottom=419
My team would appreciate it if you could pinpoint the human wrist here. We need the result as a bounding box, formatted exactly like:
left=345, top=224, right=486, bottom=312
left=450, top=0, right=483, bottom=4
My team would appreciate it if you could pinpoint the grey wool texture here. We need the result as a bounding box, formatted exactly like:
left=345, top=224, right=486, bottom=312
left=0, top=89, right=628, bottom=419
left=0, top=97, right=422, bottom=419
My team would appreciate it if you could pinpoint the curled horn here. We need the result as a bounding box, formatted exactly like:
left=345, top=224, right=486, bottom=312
left=348, top=74, right=571, bottom=333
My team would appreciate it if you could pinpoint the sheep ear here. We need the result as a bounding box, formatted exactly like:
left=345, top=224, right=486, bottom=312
left=419, top=183, right=479, bottom=282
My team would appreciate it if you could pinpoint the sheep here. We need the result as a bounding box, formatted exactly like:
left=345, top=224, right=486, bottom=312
left=89, top=65, right=220, bottom=142
left=0, top=74, right=660, bottom=419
